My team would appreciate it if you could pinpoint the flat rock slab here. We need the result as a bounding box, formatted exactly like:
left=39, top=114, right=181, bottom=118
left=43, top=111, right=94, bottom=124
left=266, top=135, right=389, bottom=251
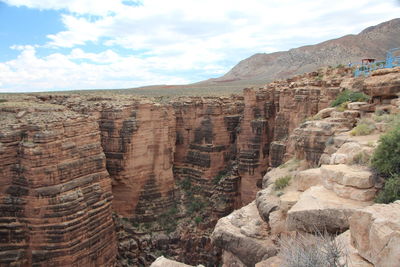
left=349, top=201, right=400, bottom=267
left=211, top=202, right=277, bottom=266
left=287, top=186, right=371, bottom=233
left=320, top=164, right=375, bottom=189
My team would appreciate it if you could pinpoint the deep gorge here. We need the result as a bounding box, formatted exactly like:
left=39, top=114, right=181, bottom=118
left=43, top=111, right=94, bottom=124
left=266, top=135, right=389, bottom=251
left=3, top=66, right=398, bottom=266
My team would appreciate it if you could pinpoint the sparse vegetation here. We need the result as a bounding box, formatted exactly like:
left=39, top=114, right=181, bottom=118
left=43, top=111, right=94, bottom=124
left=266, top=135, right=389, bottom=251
left=158, top=205, right=179, bottom=233
left=194, top=216, right=203, bottom=225
left=179, top=177, right=192, bottom=191
left=279, top=158, right=300, bottom=171
left=350, top=119, right=375, bottom=136
left=274, top=175, right=292, bottom=190
left=213, top=169, right=228, bottom=185
left=373, top=112, right=400, bottom=126
left=280, top=232, right=347, bottom=267
left=336, top=101, right=349, bottom=112
left=351, top=151, right=371, bottom=165
left=330, top=90, right=369, bottom=107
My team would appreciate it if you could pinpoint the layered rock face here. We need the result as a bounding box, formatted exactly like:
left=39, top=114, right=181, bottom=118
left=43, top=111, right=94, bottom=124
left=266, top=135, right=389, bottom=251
left=0, top=103, right=116, bottom=266
left=212, top=67, right=400, bottom=267
left=100, top=102, right=177, bottom=220
left=173, top=97, right=244, bottom=215
left=3, top=66, right=381, bottom=266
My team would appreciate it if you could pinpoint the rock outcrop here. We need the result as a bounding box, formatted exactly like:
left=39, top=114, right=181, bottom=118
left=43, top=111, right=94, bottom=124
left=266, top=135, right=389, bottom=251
left=349, top=201, right=400, bottom=267
left=211, top=202, right=277, bottom=267
left=0, top=103, right=116, bottom=266
left=2, top=65, right=400, bottom=267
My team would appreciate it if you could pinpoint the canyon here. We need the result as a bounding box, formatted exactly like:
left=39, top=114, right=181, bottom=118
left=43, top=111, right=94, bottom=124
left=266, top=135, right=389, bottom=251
left=1, top=65, right=400, bottom=266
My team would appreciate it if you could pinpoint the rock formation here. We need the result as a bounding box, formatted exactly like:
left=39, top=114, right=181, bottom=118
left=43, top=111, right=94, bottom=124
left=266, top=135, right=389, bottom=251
left=212, top=67, right=400, bottom=267
left=0, top=102, right=116, bottom=266
left=2, top=66, right=400, bottom=267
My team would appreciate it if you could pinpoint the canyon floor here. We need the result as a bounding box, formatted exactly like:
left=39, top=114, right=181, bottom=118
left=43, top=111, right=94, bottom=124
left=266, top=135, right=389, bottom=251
left=1, top=66, right=400, bottom=267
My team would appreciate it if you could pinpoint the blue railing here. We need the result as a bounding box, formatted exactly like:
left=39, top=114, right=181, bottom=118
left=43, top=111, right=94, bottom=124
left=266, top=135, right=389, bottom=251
left=354, top=48, right=400, bottom=77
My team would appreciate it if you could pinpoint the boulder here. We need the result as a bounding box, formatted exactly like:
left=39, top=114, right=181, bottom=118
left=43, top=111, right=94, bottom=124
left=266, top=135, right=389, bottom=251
left=150, top=256, right=193, bottom=267
left=286, top=186, right=370, bottom=233
left=335, top=231, right=373, bottom=267
left=294, top=168, right=322, bottom=191
left=347, top=102, right=369, bottom=110
left=315, top=107, right=336, bottom=119
left=221, top=251, right=246, bottom=267
left=349, top=201, right=400, bottom=267
left=211, top=202, right=277, bottom=266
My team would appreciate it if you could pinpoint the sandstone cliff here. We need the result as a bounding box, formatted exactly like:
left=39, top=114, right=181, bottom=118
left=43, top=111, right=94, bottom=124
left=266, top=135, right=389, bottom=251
left=212, top=67, right=400, bottom=267
left=0, top=102, right=116, bottom=266
left=2, top=65, right=399, bottom=267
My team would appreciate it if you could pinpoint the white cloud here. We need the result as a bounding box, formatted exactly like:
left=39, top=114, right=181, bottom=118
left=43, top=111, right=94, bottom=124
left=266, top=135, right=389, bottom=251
left=1, top=0, right=140, bottom=15
left=1, top=0, right=400, bottom=92
left=0, top=46, right=193, bottom=92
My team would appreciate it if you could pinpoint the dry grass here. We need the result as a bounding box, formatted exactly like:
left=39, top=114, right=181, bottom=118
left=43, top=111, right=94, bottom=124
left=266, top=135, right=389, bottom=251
left=280, top=232, right=348, bottom=267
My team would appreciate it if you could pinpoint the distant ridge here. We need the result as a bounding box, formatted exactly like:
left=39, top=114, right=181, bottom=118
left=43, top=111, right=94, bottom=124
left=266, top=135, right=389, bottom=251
left=207, top=18, right=400, bottom=84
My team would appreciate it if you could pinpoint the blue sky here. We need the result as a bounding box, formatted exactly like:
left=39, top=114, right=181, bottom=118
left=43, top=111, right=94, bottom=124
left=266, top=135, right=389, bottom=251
left=0, top=0, right=399, bottom=92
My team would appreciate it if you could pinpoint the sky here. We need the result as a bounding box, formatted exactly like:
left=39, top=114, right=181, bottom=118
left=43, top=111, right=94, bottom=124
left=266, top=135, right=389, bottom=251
left=0, top=0, right=399, bottom=92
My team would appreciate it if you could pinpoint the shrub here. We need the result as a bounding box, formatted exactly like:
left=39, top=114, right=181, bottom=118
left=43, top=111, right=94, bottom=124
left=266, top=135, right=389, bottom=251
left=274, top=175, right=292, bottom=190
left=280, top=232, right=347, bottom=267
left=179, top=177, right=192, bottom=191
left=187, top=198, right=205, bottom=214
left=330, top=90, right=370, bottom=107
left=336, top=101, right=349, bottom=112
left=194, top=216, right=202, bottom=225
left=375, top=175, right=400, bottom=204
left=371, top=125, right=400, bottom=176
left=0, top=99, right=7, bottom=103
left=350, top=119, right=375, bottom=136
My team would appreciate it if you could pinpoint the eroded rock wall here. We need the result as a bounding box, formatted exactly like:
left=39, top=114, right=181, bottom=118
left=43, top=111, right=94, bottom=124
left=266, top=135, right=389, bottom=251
left=0, top=105, right=116, bottom=266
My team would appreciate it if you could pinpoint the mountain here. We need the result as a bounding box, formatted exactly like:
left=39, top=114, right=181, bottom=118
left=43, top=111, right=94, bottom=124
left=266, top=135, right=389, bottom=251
left=207, top=18, right=400, bottom=84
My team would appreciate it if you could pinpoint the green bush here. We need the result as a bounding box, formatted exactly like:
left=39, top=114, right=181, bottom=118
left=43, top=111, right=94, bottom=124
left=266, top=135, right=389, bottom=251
left=371, top=125, right=400, bottom=176
left=375, top=175, right=400, bottom=204
left=330, top=90, right=370, bottom=107
left=274, top=175, right=292, bottom=190
left=194, top=216, right=202, bottom=225
left=0, top=99, right=7, bottom=103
